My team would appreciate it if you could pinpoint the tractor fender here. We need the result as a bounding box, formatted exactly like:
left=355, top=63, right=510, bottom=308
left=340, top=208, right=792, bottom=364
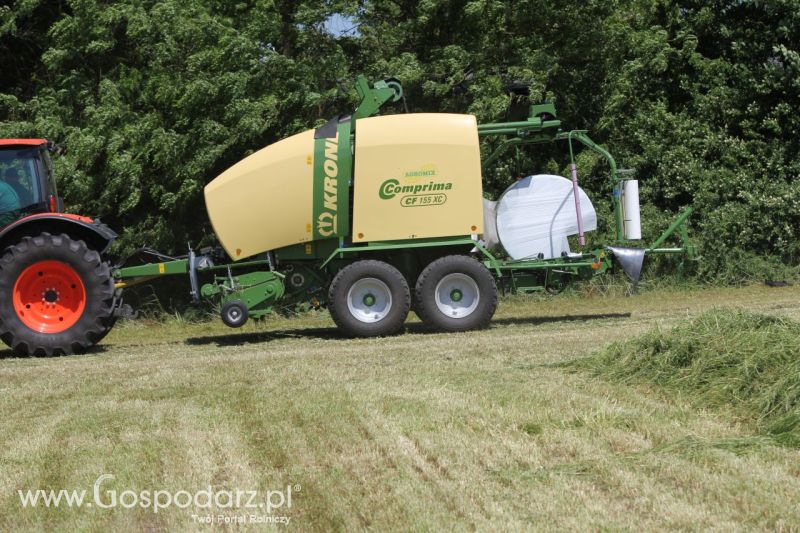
left=0, top=213, right=117, bottom=256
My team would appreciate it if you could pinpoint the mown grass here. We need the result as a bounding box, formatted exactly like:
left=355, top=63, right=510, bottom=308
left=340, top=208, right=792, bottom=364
left=577, top=309, right=800, bottom=447
left=1, top=284, right=800, bottom=531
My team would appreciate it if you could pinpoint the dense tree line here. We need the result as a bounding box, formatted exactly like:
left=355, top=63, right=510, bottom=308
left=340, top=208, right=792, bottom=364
left=1, top=0, right=797, bottom=279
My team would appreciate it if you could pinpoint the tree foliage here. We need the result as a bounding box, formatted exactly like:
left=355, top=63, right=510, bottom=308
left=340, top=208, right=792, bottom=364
left=1, top=0, right=797, bottom=277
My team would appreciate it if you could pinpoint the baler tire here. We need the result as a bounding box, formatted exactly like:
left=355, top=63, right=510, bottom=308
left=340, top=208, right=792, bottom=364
left=0, top=233, right=116, bottom=356
left=221, top=300, right=249, bottom=328
left=328, top=260, right=410, bottom=337
left=415, top=255, right=497, bottom=332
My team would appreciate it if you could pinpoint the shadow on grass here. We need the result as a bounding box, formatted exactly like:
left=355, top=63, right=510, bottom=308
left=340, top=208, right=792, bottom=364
left=491, top=312, right=631, bottom=328
left=184, top=312, right=632, bottom=347
left=0, top=344, right=110, bottom=360
left=185, top=326, right=347, bottom=346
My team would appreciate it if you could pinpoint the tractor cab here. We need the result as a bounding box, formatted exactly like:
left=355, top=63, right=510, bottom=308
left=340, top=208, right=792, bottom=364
left=0, top=139, right=60, bottom=227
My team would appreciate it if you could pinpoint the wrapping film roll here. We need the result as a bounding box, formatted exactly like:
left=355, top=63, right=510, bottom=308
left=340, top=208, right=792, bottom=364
left=484, top=174, right=597, bottom=260
left=622, top=179, right=642, bottom=240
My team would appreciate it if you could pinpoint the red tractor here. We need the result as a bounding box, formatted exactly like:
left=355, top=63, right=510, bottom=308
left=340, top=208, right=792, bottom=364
left=0, top=139, right=119, bottom=355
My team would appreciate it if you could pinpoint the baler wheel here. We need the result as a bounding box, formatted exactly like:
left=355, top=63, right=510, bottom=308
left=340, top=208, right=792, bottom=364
left=0, top=233, right=115, bottom=355
left=328, top=260, right=410, bottom=337
left=221, top=300, right=249, bottom=328
left=415, top=255, right=497, bottom=332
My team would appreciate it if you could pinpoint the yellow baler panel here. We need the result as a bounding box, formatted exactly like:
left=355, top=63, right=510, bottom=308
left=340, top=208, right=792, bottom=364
left=353, top=114, right=484, bottom=243
left=204, top=130, right=314, bottom=260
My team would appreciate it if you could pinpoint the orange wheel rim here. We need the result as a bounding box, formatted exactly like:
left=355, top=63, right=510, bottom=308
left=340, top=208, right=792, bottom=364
left=13, top=260, right=86, bottom=334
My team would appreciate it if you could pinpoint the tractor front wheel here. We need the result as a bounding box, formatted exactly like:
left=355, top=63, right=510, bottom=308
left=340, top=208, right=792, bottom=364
left=0, top=233, right=115, bottom=355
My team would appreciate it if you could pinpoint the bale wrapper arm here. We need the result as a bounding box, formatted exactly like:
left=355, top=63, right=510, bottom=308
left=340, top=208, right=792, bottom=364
left=476, top=107, right=695, bottom=290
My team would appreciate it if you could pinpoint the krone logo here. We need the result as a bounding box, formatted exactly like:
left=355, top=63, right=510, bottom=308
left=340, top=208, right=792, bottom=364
left=317, top=211, right=336, bottom=237
left=317, top=133, right=339, bottom=236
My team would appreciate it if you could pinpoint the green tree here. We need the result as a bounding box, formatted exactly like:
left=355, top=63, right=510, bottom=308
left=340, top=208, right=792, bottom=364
left=0, top=0, right=797, bottom=280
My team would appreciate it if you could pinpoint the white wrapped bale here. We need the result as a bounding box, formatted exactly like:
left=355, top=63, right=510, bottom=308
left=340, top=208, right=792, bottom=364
left=495, top=174, right=597, bottom=260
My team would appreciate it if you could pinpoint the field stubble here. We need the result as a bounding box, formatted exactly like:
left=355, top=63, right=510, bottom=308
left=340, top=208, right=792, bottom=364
left=1, top=284, right=799, bottom=531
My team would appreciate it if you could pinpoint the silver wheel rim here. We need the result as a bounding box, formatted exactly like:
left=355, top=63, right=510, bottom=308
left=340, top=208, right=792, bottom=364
left=227, top=307, right=242, bottom=323
left=347, top=277, right=393, bottom=323
left=434, top=273, right=480, bottom=318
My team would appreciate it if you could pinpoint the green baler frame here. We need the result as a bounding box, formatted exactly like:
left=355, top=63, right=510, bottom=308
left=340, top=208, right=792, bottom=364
left=114, top=76, right=695, bottom=319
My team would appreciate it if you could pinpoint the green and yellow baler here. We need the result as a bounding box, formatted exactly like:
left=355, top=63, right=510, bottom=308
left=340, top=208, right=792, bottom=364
left=114, top=76, right=694, bottom=338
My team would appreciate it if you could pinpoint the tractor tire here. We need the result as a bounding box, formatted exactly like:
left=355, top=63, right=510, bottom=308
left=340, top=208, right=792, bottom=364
left=93, top=315, right=119, bottom=344
left=328, top=260, right=410, bottom=337
left=0, top=233, right=116, bottom=356
left=415, top=255, right=498, bottom=332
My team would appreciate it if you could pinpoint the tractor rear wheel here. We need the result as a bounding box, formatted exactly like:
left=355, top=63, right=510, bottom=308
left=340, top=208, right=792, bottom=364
left=0, top=233, right=116, bottom=355
left=328, top=260, right=410, bottom=337
left=415, top=255, right=498, bottom=332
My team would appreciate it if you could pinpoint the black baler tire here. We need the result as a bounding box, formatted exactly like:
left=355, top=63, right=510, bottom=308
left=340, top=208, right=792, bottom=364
left=415, top=255, right=498, bottom=332
left=0, top=233, right=115, bottom=356
left=328, top=260, right=410, bottom=337
left=221, top=300, right=249, bottom=328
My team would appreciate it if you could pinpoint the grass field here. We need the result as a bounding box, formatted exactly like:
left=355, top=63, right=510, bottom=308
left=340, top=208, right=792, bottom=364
left=2, top=284, right=800, bottom=531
